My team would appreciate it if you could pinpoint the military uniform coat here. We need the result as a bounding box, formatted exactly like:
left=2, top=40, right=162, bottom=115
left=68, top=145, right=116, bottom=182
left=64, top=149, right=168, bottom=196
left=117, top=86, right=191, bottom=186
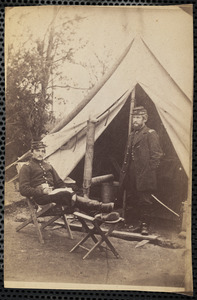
left=119, top=125, right=163, bottom=192
left=19, top=158, right=67, bottom=199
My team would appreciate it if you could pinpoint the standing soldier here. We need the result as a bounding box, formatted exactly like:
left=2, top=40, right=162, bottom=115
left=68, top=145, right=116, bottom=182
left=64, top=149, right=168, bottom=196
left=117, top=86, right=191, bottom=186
left=119, top=106, right=163, bottom=235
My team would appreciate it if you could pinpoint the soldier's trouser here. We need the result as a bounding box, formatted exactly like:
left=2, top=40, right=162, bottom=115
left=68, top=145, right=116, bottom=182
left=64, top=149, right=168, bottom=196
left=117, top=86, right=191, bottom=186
left=137, top=192, right=154, bottom=226
left=125, top=161, right=154, bottom=225
left=35, top=191, right=73, bottom=206
left=35, top=191, right=114, bottom=214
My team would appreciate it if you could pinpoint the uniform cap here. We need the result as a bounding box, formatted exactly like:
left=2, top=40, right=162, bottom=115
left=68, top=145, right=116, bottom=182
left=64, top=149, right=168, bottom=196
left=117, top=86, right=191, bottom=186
left=132, top=106, right=147, bottom=116
left=31, top=140, right=46, bottom=150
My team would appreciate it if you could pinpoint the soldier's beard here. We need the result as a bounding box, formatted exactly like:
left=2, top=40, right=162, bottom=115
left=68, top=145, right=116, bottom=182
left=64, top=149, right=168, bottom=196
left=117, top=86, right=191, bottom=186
left=133, top=123, right=144, bottom=131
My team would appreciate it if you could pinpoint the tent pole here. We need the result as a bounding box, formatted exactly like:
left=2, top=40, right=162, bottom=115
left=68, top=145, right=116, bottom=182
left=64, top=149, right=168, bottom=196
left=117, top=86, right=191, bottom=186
left=123, top=87, right=136, bottom=220
left=83, top=117, right=97, bottom=198
left=128, top=87, right=135, bottom=138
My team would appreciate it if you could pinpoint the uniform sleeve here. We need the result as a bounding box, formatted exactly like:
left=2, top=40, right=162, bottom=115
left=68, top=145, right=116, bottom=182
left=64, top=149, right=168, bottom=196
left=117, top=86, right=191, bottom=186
left=19, top=165, right=44, bottom=198
left=147, top=130, right=163, bottom=170
left=51, top=167, right=67, bottom=189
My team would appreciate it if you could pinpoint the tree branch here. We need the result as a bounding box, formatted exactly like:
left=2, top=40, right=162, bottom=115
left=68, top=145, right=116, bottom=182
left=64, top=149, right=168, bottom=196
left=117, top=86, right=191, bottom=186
left=53, top=54, right=71, bottom=64
left=47, top=85, right=88, bottom=90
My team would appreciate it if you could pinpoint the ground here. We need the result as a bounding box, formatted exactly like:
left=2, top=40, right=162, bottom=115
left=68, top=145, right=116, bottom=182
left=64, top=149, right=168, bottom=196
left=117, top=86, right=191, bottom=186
left=4, top=182, right=187, bottom=291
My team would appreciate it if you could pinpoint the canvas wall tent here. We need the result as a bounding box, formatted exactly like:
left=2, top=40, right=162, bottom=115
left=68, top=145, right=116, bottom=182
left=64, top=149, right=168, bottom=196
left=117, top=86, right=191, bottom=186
left=43, top=35, right=192, bottom=181
left=7, top=6, right=192, bottom=217
left=39, top=32, right=192, bottom=217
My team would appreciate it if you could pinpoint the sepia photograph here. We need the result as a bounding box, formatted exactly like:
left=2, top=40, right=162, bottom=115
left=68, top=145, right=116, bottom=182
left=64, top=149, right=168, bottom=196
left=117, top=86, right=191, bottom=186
left=4, top=5, right=193, bottom=294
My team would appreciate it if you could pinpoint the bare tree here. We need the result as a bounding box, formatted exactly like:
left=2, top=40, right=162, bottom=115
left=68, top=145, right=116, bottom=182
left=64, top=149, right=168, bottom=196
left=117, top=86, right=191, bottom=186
left=5, top=7, right=88, bottom=164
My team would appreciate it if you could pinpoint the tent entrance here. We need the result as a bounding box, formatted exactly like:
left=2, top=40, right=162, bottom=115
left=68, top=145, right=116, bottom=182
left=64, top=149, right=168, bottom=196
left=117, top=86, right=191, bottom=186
left=70, top=84, right=188, bottom=219
left=69, top=93, right=130, bottom=186
left=135, top=84, right=188, bottom=218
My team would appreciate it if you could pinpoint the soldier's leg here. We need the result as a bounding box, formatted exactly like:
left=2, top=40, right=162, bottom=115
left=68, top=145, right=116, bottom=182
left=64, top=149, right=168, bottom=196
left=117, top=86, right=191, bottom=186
left=36, top=191, right=114, bottom=215
left=35, top=191, right=73, bottom=206
left=125, top=162, right=140, bottom=225
left=138, top=192, right=154, bottom=235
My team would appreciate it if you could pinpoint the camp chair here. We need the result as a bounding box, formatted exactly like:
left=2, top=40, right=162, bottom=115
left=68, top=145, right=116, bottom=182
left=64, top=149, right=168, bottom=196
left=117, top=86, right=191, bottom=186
left=70, top=211, right=123, bottom=259
left=16, top=162, right=74, bottom=243
left=16, top=198, right=74, bottom=243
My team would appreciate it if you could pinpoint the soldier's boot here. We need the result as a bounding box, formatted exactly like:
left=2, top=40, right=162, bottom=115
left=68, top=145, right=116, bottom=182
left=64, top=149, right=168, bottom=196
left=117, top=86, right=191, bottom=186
left=73, top=195, right=114, bottom=214
left=129, top=225, right=141, bottom=233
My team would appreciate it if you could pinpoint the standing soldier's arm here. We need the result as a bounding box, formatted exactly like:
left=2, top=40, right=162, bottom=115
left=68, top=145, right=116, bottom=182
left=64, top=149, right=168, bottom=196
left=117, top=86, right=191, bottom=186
left=147, top=130, right=163, bottom=170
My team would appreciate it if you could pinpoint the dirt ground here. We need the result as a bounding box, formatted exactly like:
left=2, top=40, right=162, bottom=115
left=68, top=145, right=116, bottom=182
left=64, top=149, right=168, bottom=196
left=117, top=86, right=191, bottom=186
left=4, top=183, right=187, bottom=292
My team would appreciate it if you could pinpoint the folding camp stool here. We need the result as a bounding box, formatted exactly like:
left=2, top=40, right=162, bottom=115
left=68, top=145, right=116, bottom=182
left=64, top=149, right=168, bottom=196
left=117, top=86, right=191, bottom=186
left=16, top=163, right=75, bottom=244
left=16, top=197, right=73, bottom=243
left=70, top=211, right=123, bottom=259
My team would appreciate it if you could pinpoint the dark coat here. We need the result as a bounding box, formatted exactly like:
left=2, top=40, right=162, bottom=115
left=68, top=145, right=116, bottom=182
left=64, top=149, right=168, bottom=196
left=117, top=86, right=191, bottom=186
left=119, top=125, right=163, bottom=192
left=19, top=158, right=66, bottom=198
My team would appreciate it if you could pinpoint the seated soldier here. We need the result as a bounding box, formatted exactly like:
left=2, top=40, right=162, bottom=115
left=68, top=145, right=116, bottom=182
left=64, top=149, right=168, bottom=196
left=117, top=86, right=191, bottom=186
left=19, top=140, right=114, bottom=215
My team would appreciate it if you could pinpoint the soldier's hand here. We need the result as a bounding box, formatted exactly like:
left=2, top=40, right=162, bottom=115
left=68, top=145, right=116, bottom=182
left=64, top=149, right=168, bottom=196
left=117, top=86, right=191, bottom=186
left=43, top=187, right=53, bottom=195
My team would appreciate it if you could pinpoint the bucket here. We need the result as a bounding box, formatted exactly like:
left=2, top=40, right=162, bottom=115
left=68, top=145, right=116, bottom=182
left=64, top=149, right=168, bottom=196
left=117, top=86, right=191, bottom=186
left=101, top=181, right=114, bottom=203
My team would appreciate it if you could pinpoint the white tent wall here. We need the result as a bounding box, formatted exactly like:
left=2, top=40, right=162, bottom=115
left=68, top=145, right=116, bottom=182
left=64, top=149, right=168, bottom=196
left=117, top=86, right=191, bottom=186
left=45, top=36, right=192, bottom=180
left=134, top=38, right=192, bottom=177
